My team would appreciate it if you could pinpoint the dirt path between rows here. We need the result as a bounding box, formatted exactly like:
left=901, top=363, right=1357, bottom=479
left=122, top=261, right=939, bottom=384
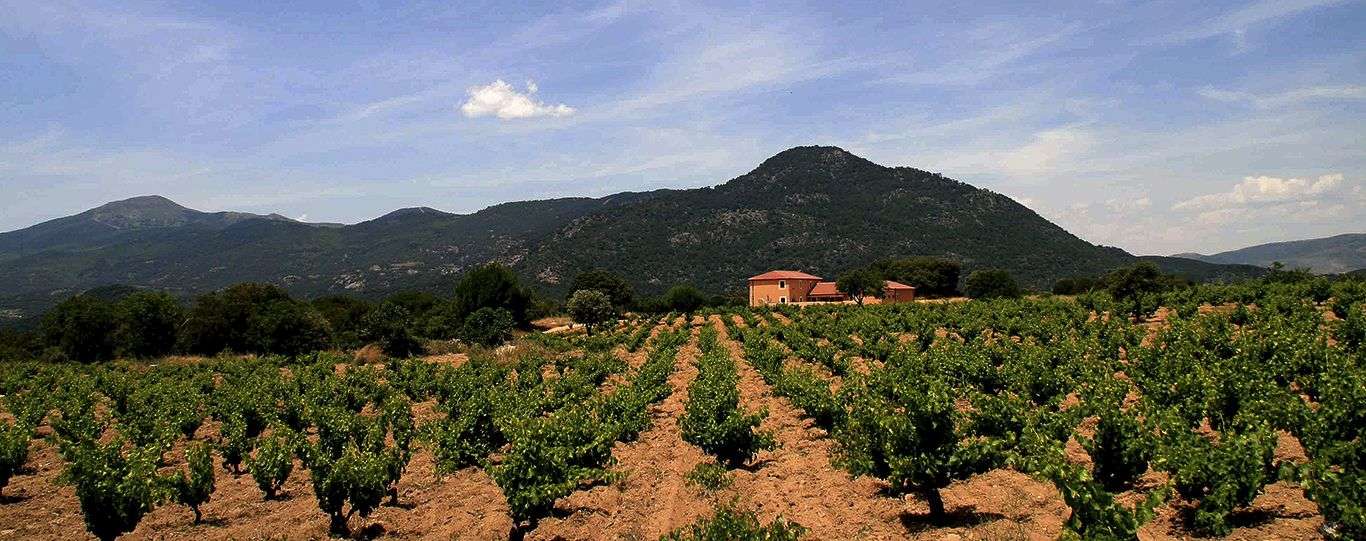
left=528, top=324, right=714, bottom=540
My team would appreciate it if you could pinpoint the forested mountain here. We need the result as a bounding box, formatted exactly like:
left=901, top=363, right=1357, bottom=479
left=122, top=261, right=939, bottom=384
left=1175, top=233, right=1366, bottom=274
left=0, top=146, right=1259, bottom=319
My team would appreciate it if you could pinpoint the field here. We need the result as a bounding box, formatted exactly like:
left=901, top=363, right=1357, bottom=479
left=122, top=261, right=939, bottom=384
left=0, top=284, right=1361, bottom=540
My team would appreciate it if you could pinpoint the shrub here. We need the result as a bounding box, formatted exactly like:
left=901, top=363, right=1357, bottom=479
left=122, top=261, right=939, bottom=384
left=306, top=444, right=390, bottom=535
left=661, top=502, right=807, bottom=541
left=360, top=302, right=425, bottom=357
left=567, top=289, right=615, bottom=335
left=61, top=438, right=163, bottom=541
left=168, top=441, right=215, bottom=524
left=964, top=269, right=1022, bottom=299
left=247, top=427, right=295, bottom=499
left=0, top=420, right=31, bottom=497
left=460, top=307, right=515, bottom=346
left=686, top=461, right=732, bottom=492
left=217, top=413, right=253, bottom=474
left=490, top=405, right=618, bottom=532
left=1080, top=383, right=1152, bottom=491
left=680, top=328, right=775, bottom=467
left=835, top=372, right=1003, bottom=519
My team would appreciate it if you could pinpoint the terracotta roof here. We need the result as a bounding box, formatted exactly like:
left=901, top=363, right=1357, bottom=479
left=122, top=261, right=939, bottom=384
left=748, top=270, right=823, bottom=281
left=809, top=281, right=842, bottom=296
left=883, top=280, right=915, bottom=290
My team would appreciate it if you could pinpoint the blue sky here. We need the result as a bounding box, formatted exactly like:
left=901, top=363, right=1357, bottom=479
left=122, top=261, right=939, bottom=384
left=1, top=0, right=1362, bottom=255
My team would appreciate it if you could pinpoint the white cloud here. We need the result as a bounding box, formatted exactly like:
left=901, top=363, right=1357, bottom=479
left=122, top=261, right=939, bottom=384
left=1174, top=173, right=1347, bottom=212
left=459, top=80, right=576, bottom=120
left=1000, top=127, right=1094, bottom=176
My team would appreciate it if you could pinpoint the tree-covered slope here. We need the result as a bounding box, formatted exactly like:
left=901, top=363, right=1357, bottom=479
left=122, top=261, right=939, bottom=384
left=0, top=146, right=1264, bottom=318
left=520, top=146, right=1136, bottom=294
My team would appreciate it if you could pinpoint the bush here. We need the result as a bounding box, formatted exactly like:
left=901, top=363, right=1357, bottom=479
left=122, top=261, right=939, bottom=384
left=452, top=264, right=531, bottom=325
left=1053, top=276, right=1100, bottom=295
left=662, top=502, right=807, bottom=541
left=0, top=420, right=31, bottom=497
left=460, top=307, right=515, bottom=346
left=247, top=427, right=295, bottom=500
left=964, top=269, right=1022, bottom=299
left=686, top=461, right=732, bottom=492
left=567, top=289, right=615, bottom=335
left=680, top=328, right=775, bottom=467
left=312, top=296, right=375, bottom=350
left=360, top=302, right=425, bottom=357
left=61, top=438, right=163, bottom=541
left=168, top=441, right=215, bottom=524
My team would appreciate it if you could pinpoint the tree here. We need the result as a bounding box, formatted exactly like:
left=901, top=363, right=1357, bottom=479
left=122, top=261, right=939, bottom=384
left=1053, top=276, right=1100, bottom=295
left=115, top=292, right=183, bottom=359
left=452, top=264, right=531, bottom=325
left=664, top=285, right=708, bottom=313
left=836, top=269, right=882, bottom=305
left=360, top=302, right=424, bottom=357
left=460, top=307, right=515, bottom=346
left=871, top=257, right=961, bottom=297
left=964, top=269, right=1022, bottom=299
left=566, top=289, right=615, bottom=335
left=42, top=295, right=119, bottom=362
left=1104, top=263, right=1169, bottom=321
left=569, top=269, right=634, bottom=309
left=312, top=296, right=375, bottom=350
left=250, top=299, right=332, bottom=356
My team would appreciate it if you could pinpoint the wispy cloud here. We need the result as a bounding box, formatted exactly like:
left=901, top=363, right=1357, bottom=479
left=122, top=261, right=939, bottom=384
left=1198, top=84, right=1366, bottom=108
left=1145, top=0, right=1351, bottom=46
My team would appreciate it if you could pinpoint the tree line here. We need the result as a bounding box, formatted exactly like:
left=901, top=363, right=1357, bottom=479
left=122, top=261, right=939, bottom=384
left=0, top=265, right=736, bottom=363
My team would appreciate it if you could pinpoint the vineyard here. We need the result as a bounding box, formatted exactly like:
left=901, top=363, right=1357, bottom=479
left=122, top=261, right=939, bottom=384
left=0, top=279, right=1362, bottom=540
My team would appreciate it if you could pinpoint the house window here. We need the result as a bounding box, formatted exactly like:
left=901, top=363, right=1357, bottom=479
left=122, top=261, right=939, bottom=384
left=779, top=280, right=786, bottom=289
left=779, top=296, right=787, bottom=304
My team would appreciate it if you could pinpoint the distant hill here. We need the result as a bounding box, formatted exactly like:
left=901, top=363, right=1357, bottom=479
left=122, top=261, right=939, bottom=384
left=0, top=146, right=1263, bottom=318
left=1176, top=233, right=1366, bottom=274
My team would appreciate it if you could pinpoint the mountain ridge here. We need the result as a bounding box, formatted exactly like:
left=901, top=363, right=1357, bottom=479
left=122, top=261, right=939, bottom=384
left=0, top=146, right=1267, bottom=318
left=1173, top=233, right=1366, bottom=274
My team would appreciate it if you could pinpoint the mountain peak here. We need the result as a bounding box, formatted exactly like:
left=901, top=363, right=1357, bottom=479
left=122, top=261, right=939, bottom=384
left=86, top=195, right=198, bottom=229
left=759, top=145, right=863, bottom=168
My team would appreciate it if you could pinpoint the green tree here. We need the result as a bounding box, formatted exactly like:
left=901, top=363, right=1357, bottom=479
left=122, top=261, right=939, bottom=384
left=569, top=269, right=634, bottom=309
left=452, top=264, right=531, bottom=325
left=460, top=307, right=515, bottom=346
left=566, top=289, right=615, bottom=335
left=664, top=284, right=708, bottom=313
left=836, top=269, right=882, bottom=305
left=115, top=292, right=183, bottom=359
left=42, top=295, right=119, bottom=362
left=964, top=269, right=1022, bottom=299
left=871, top=257, right=961, bottom=297
left=360, top=302, right=425, bottom=357
left=250, top=299, right=332, bottom=356
left=311, top=296, right=375, bottom=350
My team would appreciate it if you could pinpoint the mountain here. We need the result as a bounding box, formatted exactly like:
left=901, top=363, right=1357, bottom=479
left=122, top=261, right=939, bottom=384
left=0, top=146, right=1261, bottom=319
left=1176, top=233, right=1366, bottom=274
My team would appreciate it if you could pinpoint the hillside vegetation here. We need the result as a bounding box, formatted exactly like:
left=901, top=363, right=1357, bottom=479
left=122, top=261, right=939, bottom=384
left=0, top=147, right=1263, bottom=318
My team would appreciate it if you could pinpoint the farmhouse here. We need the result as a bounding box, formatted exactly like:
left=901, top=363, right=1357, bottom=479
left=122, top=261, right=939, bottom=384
left=748, top=270, right=916, bottom=306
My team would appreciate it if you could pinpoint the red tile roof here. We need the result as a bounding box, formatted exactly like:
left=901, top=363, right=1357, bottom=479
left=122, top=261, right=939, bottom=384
left=883, top=280, right=915, bottom=290
left=748, top=270, right=823, bottom=281
left=809, top=281, right=842, bottom=296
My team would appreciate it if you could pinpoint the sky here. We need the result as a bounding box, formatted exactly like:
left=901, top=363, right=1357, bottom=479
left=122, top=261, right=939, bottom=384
left=1, top=0, right=1363, bottom=255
